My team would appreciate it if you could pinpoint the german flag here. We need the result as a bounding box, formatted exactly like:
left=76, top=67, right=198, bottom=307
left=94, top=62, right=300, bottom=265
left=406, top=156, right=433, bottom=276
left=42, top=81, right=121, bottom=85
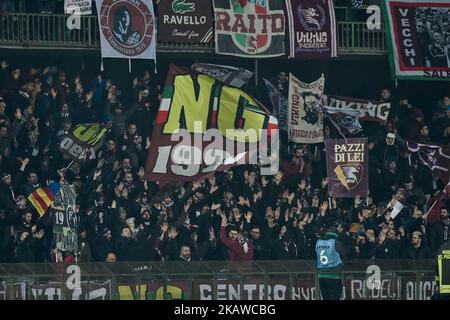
left=27, top=182, right=61, bottom=217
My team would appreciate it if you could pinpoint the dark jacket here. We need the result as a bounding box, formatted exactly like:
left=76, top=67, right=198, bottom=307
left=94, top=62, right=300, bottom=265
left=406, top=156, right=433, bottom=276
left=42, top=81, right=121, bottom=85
left=402, top=244, right=432, bottom=259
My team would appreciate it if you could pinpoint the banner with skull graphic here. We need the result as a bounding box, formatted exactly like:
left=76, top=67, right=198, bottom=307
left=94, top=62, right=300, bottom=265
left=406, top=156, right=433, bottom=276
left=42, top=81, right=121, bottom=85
left=212, top=0, right=286, bottom=57
left=95, top=0, right=156, bottom=60
left=325, top=138, right=369, bottom=198
left=287, top=73, right=324, bottom=144
left=286, top=0, right=338, bottom=59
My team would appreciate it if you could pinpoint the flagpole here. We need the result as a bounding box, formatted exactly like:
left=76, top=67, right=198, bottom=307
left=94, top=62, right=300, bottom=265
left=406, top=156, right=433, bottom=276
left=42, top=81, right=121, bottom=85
left=425, top=182, right=450, bottom=217
left=254, top=59, right=258, bottom=87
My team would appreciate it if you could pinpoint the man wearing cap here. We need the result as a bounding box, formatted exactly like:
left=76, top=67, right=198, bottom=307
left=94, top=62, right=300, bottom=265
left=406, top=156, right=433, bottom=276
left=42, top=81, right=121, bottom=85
left=315, top=226, right=345, bottom=300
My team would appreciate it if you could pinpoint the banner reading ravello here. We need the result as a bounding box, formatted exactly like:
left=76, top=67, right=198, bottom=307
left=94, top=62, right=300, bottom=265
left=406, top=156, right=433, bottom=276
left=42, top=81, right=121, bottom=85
left=145, top=64, right=278, bottom=182
left=383, top=0, right=450, bottom=80
left=325, top=138, right=369, bottom=198
left=213, top=0, right=286, bottom=57
left=156, top=0, right=213, bottom=43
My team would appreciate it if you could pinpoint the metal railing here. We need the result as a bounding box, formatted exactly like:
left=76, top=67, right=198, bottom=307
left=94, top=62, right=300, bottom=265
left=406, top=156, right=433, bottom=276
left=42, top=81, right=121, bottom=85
left=0, top=12, right=387, bottom=55
left=0, top=260, right=436, bottom=300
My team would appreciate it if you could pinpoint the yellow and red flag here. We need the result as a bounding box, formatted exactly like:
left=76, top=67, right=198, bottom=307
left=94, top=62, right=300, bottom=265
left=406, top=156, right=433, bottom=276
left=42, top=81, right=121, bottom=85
left=27, top=182, right=61, bottom=217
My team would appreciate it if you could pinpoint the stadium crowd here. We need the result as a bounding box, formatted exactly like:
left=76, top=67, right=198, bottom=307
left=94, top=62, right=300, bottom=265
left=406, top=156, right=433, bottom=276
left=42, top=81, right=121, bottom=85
left=0, top=59, right=449, bottom=264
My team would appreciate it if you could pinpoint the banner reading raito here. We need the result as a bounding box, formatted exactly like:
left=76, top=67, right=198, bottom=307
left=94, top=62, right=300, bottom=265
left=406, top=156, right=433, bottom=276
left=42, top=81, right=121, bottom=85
left=213, top=0, right=286, bottom=57
left=326, top=138, right=369, bottom=198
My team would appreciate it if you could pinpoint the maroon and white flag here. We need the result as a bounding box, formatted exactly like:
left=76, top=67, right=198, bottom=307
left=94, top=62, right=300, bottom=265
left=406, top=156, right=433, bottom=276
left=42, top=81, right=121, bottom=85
left=407, top=141, right=450, bottom=183
left=96, top=0, right=156, bottom=60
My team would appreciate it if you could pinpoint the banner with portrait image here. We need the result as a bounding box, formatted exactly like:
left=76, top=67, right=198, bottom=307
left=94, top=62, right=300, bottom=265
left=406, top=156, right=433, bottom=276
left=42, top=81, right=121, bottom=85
left=383, top=0, right=450, bottom=80
left=212, top=0, right=286, bottom=57
left=95, top=0, right=156, bottom=60
left=325, top=138, right=369, bottom=198
left=286, top=0, right=338, bottom=59
left=145, top=64, right=278, bottom=182
left=156, top=0, right=213, bottom=43
left=287, top=73, right=324, bottom=144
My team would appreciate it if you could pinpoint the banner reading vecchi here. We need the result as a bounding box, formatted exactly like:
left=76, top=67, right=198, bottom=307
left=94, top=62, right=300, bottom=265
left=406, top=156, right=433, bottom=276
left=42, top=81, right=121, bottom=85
left=213, top=0, right=286, bottom=57
left=156, top=0, right=213, bottom=43
left=325, top=138, right=368, bottom=198
left=145, top=64, right=278, bottom=182
left=383, top=0, right=450, bottom=80
left=286, top=0, right=338, bottom=59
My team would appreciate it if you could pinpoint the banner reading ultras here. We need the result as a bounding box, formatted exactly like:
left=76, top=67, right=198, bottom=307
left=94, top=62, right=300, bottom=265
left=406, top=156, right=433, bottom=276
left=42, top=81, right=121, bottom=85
left=156, top=0, right=213, bottom=43
left=325, top=138, right=369, bottom=198
left=145, top=64, right=279, bottom=182
left=288, top=73, right=324, bottom=144
left=383, top=0, right=450, bottom=80
left=213, top=0, right=286, bottom=57
left=286, top=0, right=338, bottom=59
left=96, top=0, right=156, bottom=58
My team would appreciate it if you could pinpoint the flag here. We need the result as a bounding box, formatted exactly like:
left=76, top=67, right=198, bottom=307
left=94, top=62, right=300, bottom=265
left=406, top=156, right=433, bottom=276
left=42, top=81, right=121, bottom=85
left=322, top=94, right=391, bottom=125
left=286, top=0, right=338, bottom=59
left=145, top=64, right=279, bottom=182
left=324, top=106, right=364, bottom=136
left=325, top=138, right=369, bottom=198
left=191, top=63, right=254, bottom=88
left=407, top=141, right=450, bottom=183
left=95, top=0, right=156, bottom=60
left=287, top=73, right=325, bottom=144
left=156, top=0, right=213, bottom=43
left=212, top=0, right=286, bottom=57
left=383, top=0, right=450, bottom=81
left=27, top=183, right=61, bottom=217
left=59, top=123, right=107, bottom=161
left=263, top=78, right=288, bottom=132
left=65, top=0, right=92, bottom=15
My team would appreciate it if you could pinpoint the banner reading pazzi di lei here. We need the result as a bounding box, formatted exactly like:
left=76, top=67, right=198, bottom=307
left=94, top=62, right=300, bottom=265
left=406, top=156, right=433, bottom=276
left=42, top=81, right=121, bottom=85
left=286, top=0, right=338, bottom=59
left=96, top=0, right=156, bottom=59
left=145, top=64, right=278, bottom=182
left=383, top=0, right=450, bottom=80
left=325, top=138, right=369, bottom=198
left=156, top=0, right=213, bottom=43
left=213, top=0, right=286, bottom=57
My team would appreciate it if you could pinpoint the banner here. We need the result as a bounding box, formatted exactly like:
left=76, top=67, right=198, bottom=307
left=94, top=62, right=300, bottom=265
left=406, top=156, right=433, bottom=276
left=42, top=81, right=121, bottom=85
left=96, top=0, right=156, bottom=59
left=156, top=0, right=213, bottom=43
left=263, top=78, right=288, bottom=132
left=324, top=106, right=364, bottom=136
left=213, top=0, right=286, bottom=57
left=52, top=184, right=78, bottom=253
left=383, top=0, right=450, bottom=80
left=59, top=123, right=107, bottom=161
left=191, top=63, right=254, bottom=88
left=145, top=64, right=279, bottom=182
left=322, top=95, right=391, bottom=125
left=287, top=73, right=324, bottom=144
left=65, top=0, right=92, bottom=14
left=325, top=138, right=369, bottom=198
left=286, top=0, right=338, bottom=59
left=407, top=141, right=450, bottom=183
